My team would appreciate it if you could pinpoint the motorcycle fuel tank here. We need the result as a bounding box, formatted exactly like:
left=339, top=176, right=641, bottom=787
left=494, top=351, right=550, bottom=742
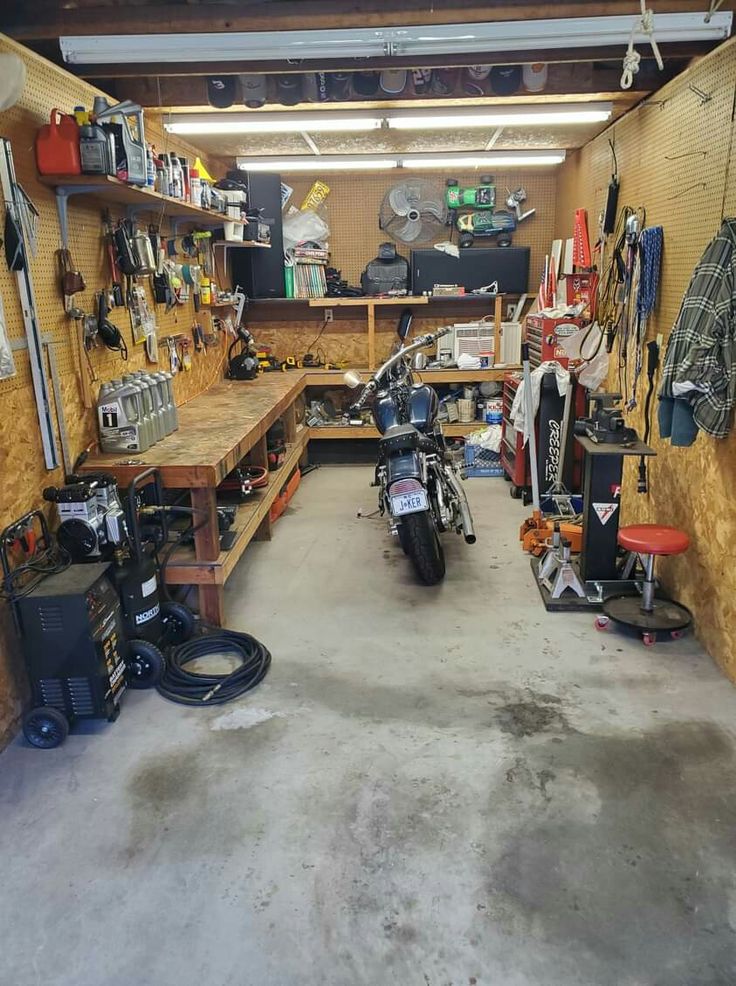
left=409, top=385, right=438, bottom=432
left=373, top=392, right=401, bottom=435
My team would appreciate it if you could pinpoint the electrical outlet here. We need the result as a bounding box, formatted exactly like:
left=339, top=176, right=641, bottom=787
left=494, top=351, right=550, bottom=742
left=324, top=308, right=333, bottom=322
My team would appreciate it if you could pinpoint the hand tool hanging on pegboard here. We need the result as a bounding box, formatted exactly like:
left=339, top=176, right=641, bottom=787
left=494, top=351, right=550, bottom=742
left=572, top=209, right=592, bottom=268
left=0, top=137, right=59, bottom=469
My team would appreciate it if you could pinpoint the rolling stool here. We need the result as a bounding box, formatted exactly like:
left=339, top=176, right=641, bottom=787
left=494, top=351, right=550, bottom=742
left=595, top=524, right=692, bottom=646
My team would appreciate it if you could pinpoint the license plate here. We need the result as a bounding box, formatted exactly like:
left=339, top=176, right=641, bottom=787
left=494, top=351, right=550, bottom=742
left=390, top=490, right=429, bottom=516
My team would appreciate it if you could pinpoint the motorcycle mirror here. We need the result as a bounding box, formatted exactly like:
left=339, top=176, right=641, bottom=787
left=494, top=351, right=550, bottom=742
left=413, top=352, right=428, bottom=370
left=397, top=309, right=413, bottom=342
left=343, top=369, right=363, bottom=389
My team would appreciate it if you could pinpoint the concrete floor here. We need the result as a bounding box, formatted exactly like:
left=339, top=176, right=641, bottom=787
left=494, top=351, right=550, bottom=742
left=1, top=465, right=736, bottom=986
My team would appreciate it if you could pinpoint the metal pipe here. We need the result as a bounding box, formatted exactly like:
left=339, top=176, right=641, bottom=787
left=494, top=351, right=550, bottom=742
left=641, top=553, right=656, bottom=612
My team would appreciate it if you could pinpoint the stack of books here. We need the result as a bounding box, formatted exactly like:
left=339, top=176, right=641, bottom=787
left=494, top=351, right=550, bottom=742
left=293, top=246, right=329, bottom=298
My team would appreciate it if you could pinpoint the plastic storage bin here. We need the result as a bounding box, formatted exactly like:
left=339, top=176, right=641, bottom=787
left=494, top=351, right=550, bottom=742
left=464, top=443, right=504, bottom=478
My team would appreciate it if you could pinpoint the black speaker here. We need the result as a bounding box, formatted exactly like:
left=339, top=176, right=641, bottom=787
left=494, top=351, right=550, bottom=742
left=228, top=171, right=285, bottom=298
left=411, top=246, right=530, bottom=295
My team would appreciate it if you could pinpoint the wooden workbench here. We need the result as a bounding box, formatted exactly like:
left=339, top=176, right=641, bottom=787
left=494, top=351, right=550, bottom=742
left=81, top=364, right=518, bottom=624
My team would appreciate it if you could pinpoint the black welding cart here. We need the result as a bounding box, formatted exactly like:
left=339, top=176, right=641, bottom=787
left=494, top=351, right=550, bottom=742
left=1, top=511, right=128, bottom=748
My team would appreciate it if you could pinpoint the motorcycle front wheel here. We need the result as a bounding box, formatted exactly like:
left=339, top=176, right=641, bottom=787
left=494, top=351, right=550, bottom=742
left=401, top=511, right=446, bottom=585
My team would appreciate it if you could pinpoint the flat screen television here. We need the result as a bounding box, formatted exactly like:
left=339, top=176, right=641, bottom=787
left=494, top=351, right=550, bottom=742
left=411, top=246, right=531, bottom=296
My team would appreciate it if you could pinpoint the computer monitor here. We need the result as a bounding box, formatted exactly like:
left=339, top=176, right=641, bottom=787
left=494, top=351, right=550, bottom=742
left=411, top=246, right=531, bottom=295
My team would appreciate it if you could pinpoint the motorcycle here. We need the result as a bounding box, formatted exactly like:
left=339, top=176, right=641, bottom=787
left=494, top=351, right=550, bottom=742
left=345, top=315, right=476, bottom=585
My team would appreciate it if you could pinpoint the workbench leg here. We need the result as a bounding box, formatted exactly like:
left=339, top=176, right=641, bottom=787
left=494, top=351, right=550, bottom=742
left=367, top=302, right=376, bottom=370
left=198, top=585, right=226, bottom=627
left=283, top=402, right=297, bottom=444
left=494, top=294, right=503, bottom=366
left=254, top=514, right=272, bottom=542
left=250, top=434, right=269, bottom=471
left=191, top=487, right=220, bottom=561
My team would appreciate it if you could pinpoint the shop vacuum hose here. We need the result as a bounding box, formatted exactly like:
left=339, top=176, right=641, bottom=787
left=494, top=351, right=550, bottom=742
left=157, top=628, right=272, bottom=706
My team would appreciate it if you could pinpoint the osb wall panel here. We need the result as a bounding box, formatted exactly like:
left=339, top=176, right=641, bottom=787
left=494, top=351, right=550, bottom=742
left=554, top=39, right=736, bottom=681
left=254, top=311, right=502, bottom=367
left=285, top=170, right=557, bottom=292
left=0, top=35, right=226, bottom=747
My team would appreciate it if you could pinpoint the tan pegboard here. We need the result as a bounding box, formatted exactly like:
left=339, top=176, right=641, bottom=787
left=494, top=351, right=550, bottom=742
left=554, top=38, right=736, bottom=680
left=285, top=169, right=558, bottom=293
left=0, top=33, right=228, bottom=489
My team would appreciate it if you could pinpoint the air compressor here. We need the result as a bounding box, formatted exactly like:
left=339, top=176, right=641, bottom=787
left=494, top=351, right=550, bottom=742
left=44, top=468, right=194, bottom=689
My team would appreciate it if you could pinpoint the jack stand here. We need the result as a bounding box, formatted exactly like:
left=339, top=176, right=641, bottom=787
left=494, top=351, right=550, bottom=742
left=537, top=523, right=562, bottom=581
left=541, top=537, right=586, bottom=600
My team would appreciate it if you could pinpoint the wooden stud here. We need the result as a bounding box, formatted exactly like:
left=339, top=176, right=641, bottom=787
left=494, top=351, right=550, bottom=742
left=494, top=294, right=503, bottom=367
left=253, top=514, right=272, bottom=542
left=367, top=303, right=376, bottom=371
left=198, top=585, right=226, bottom=627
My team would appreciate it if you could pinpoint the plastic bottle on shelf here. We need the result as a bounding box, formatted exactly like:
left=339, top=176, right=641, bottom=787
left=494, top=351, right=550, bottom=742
left=151, top=371, right=176, bottom=435
left=98, top=379, right=150, bottom=453
left=134, top=371, right=166, bottom=442
left=170, top=153, right=184, bottom=199
left=73, top=105, right=89, bottom=126
left=162, top=371, right=178, bottom=432
left=123, top=373, right=157, bottom=445
left=146, top=144, right=156, bottom=187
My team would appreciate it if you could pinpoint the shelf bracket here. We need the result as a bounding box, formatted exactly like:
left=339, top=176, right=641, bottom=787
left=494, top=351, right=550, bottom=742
left=53, top=185, right=105, bottom=250
left=169, top=215, right=222, bottom=235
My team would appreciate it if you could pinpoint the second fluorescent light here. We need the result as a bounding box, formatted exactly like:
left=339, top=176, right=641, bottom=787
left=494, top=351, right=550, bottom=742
left=237, top=151, right=566, bottom=172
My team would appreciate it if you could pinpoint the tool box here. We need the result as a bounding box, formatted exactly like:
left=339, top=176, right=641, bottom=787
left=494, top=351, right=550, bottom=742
left=525, top=314, right=586, bottom=368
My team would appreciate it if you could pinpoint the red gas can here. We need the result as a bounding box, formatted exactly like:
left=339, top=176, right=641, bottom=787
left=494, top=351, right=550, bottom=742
left=34, top=109, right=81, bottom=176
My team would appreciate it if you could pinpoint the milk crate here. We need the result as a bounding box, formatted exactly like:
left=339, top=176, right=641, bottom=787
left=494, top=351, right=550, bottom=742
left=464, top=443, right=504, bottom=478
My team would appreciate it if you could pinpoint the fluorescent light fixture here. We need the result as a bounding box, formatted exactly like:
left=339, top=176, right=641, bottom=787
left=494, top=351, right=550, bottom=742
left=238, top=156, right=400, bottom=172
left=164, top=112, right=382, bottom=135
left=386, top=103, right=612, bottom=129
left=405, top=152, right=566, bottom=168
left=60, top=13, right=731, bottom=64
left=165, top=103, right=612, bottom=136
left=236, top=151, right=565, bottom=172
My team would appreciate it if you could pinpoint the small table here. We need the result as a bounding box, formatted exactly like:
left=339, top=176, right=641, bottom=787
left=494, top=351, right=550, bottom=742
left=576, top=435, right=656, bottom=583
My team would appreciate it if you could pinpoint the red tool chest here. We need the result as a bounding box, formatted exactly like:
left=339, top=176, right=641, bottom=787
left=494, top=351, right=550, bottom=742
left=525, top=314, right=586, bottom=368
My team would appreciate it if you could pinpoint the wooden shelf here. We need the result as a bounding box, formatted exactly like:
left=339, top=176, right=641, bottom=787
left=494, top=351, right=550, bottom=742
left=308, top=296, right=429, bottom=308
left=309, top=420, right=489, bottom=439
left=304, top=366, right=517, bottom=386
left=165, top=428, right=308, bottom=586
left=212, top=240, right=271, bottom=249
left=38, top=172, right=226, bottom=225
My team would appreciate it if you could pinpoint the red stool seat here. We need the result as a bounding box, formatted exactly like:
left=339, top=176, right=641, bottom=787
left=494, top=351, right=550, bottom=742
left=618, top=524, right=690, bottom=556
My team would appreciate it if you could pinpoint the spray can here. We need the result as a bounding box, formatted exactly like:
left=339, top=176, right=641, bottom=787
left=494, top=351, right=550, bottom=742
left=189, top=168, right=202, bottom=208
left=97, top=379, right=149, bottom=453
left=170, top=153, right=183, bottom=199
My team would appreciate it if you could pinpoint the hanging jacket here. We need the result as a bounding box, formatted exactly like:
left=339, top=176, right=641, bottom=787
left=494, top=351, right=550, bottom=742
left=658, top=218, right=736, bottom=444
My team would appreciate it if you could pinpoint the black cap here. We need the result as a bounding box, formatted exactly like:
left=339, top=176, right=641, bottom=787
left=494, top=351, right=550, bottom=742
left=489, top=65, right=522, bottom=96
left=207, top=76, right=236, bottom=109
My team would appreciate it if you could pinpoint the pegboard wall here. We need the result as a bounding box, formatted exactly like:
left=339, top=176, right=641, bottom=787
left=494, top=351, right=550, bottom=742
left=554, top=38, right=736, bottom=681
left=284, top=170, right=558, bottom=292
left=0, top=34, right=229, bottom=745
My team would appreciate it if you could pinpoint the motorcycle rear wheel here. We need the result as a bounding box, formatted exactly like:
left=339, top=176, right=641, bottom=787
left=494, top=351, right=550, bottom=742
left=402, top=511, right=446, bottom=585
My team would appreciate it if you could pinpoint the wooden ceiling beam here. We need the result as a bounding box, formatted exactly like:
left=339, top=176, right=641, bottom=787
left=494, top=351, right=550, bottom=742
left=4, top=0, right=732, bottom=40
left=67, top=42, right=714, bottom=79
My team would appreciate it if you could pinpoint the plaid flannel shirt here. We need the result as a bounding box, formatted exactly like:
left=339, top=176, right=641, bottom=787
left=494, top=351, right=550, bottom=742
left=659, top=218, right=736, bottom=438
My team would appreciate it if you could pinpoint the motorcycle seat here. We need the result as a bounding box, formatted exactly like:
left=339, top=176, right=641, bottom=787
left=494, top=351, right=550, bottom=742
left=380, top=424, right=436, bottom=454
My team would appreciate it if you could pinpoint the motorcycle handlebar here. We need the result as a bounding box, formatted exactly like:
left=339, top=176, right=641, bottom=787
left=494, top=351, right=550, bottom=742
left=348, top=325, right=451, bottom=415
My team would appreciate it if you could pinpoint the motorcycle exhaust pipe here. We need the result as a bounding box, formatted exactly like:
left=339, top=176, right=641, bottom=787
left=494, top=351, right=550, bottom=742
left=447, top=471, right=476, bottom=544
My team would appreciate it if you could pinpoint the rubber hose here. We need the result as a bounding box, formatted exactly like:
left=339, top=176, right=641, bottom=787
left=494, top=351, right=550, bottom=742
left=157, top=628, right=272, bottom=706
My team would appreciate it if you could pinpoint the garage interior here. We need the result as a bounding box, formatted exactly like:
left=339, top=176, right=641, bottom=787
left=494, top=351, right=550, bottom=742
left=1, top=2, right=736, bottom=983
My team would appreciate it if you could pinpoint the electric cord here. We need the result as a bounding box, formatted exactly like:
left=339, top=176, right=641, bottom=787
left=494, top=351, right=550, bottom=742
left=157, top=628, right=272, bottom=706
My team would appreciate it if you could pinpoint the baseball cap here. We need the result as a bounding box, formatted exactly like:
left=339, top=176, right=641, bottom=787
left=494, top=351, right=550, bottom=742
left=523, top=63, right=548, bottom=92
left=380, top=69, right=408, bottom=95
left=240, top=74, right=267, bottom=108
left=490, top=65, right=522, bottom=96
left=352, top=71, right=380, bottom=96
left=207, top=76, right=236, bottom=109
